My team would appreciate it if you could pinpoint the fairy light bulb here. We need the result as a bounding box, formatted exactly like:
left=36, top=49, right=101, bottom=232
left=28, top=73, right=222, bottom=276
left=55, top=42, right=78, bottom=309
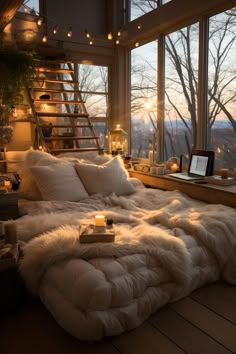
left=137, top=23, right=142, bottom=30
left=135, top=40, right=139, bottom=47
left=42, top=34, right=47, bottom=43
left=67, top=27, right=72, bottom=37
left=53, top=25, right=58, bottom=34
left=36, top=17, right=43, bottom=26
left=117, top=30, right=121, bottom=37
left=115, top=38, right=120, bottom=45
left=107, top=32, right=113, bottom=40
left=89, top=38, right=94, bottom=45
left=85, top=30, right=91, bottom=38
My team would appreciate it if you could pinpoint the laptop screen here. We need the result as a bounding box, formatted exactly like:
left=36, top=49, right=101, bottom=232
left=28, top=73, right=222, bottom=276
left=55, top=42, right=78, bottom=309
left=188, top=154, right=209, bottom=176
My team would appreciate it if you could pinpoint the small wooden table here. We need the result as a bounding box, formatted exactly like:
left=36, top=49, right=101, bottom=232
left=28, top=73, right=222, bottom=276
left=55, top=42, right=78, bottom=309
left=129, top=170, right=236, bottom=208
left=0, top=191, right=19, bottom=220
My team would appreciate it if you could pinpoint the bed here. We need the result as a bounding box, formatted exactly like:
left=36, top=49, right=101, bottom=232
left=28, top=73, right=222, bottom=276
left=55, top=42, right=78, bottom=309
left=8, top=149, right=236, bottom=341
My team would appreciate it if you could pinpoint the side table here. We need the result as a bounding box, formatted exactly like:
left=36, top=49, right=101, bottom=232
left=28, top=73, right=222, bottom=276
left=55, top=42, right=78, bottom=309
left=0, top=191, right=19, bottom=220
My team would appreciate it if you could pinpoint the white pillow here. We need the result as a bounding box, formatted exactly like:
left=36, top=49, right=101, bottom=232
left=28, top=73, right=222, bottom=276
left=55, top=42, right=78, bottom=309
left=30, top=163, right=88, bottom=201
left=57, top=151, right=112, bottom=165
left=18, top=150, right=65, bottom=200
left=75, top=156, right=136, bottom=196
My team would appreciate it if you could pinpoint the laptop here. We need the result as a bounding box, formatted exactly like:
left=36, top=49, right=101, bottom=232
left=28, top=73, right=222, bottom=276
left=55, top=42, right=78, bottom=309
left=169, top=150, right=215, bottom=181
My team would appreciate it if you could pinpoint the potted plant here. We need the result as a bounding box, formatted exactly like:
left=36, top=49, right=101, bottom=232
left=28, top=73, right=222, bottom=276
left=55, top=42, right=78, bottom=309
left=0, top=46, right=36, bottom=145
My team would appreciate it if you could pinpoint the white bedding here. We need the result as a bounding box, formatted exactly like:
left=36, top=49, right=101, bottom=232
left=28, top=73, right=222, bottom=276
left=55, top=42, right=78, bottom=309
left=15, top=185, right=236, bottom=341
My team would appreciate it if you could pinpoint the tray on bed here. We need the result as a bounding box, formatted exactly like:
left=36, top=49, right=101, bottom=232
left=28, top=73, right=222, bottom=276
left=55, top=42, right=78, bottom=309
left=79, top=224, right=115, bottom=243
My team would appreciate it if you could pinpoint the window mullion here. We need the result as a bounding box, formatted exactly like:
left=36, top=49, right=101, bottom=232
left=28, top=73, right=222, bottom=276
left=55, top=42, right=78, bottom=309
left=157, top=33, right=165, bottom=162
left=197, top=17, right=209, bottom=149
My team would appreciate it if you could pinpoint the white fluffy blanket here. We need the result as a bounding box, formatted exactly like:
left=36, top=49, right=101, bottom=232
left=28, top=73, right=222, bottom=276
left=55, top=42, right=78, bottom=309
left=16, top=188, right=236, bottom=341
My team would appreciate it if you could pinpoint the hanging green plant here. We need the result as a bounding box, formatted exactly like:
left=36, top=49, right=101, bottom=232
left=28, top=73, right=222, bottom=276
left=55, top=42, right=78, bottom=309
left=0, top=46, right=36, bottom=126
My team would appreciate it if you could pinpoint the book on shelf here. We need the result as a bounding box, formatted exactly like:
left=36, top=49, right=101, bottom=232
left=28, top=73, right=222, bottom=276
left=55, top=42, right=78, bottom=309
left=206, top=175, right=235, bottom=186
left=79, top=224, right=115, bottom=243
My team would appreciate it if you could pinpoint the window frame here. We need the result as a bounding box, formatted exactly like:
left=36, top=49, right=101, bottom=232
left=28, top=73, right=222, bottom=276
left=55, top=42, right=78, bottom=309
left=127, top=0, right=236, bottom=164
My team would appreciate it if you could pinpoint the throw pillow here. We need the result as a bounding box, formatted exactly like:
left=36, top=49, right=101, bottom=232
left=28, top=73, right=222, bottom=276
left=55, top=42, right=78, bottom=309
left=75, top=156, right=136, bottom=196
left=18, top=150, right=65, bottom=200
left=30, top=163, right=88, bottom=201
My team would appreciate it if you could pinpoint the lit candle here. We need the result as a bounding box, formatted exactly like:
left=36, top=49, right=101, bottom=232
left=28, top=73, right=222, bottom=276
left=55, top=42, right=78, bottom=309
left=171, top=163, right=179, bottom=172
left=4, top=180, right=11, bottom=190
left=95, top=215, right=105, bottom=227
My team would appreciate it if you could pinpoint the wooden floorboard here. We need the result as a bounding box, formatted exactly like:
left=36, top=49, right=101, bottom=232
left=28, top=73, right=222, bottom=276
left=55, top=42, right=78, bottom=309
left=0, top=282, right=236, bottom=354
left=190, top=281, right=236, bottom=324
left=170, top=297, right=236, bottom=352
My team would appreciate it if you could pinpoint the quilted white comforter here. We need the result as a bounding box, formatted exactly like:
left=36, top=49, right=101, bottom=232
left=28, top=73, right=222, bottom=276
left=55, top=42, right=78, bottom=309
left=16, top=182, right=236, bottom=341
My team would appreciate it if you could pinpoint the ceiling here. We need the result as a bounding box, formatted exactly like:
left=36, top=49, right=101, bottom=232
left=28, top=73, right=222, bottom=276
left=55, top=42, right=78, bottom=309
left=0, top=0, right=24, bottom=32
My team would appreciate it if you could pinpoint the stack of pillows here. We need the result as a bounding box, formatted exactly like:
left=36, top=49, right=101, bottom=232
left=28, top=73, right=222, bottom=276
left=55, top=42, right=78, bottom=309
left=18, top=150, right=136, bottom=201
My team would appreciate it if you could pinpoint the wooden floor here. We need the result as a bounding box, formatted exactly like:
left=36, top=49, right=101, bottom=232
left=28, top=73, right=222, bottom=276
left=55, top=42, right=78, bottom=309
left=0, top=281, right=236, bottom=354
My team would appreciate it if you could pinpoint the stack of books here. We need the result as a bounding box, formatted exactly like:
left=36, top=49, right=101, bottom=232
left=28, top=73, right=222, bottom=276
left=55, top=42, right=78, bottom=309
left=79, top=224, right=115, bottom=243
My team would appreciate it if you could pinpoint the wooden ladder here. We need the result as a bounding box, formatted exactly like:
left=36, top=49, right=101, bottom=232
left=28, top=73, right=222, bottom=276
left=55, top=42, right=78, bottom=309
left=26, top=59, right=104, bottom=155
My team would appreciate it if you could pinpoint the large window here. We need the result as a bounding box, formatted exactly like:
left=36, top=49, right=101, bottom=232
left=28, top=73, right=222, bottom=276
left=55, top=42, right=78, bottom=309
left=208, top=8, right=236, bottom=170
left=130, top=0, right=159, bottom=21
left=18, top=0, right=39, bottom=13
left=165, top=24, right=199, bottom=162
left=129, top=0, right=173, bottom=21
left=130, top=41, right=158, bottom=158
left=129, top=2, right=236, bottom=170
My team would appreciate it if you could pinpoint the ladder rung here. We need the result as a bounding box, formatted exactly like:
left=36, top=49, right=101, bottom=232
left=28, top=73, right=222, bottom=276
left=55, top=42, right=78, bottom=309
left=36, top=68, right=74, bottom=73
left=30, top=78, right=78, bottom=85
left=36, top=112, right=88, bottom=118
left=34, top=99, right=83, bottom=104
left=39, top=124, right=91, bottom=128
left=44, top=136, right=99, bottom=141
left=30, top=88, right=79, bottom=94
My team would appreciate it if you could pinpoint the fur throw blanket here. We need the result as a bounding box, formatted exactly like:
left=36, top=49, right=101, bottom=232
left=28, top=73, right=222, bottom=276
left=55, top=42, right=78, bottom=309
left=16, top=188, right=236, bottom=340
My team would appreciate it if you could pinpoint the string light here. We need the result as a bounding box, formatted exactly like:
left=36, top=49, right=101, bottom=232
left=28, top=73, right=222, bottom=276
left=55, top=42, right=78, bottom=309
left=137, top=23, right=142, bottom=30
left=36, top=16, right=43, bottom=26
left=107, top=32, right=113, bottom=40
left=67, top=27, right=73, bottom=37
left=22, top=3, right=147, bottom=47
left=85, top=29, right=91, bottom=38
left=53, top=25, right=58, bottom=34
left=42, top=34, right=47, bottom=42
